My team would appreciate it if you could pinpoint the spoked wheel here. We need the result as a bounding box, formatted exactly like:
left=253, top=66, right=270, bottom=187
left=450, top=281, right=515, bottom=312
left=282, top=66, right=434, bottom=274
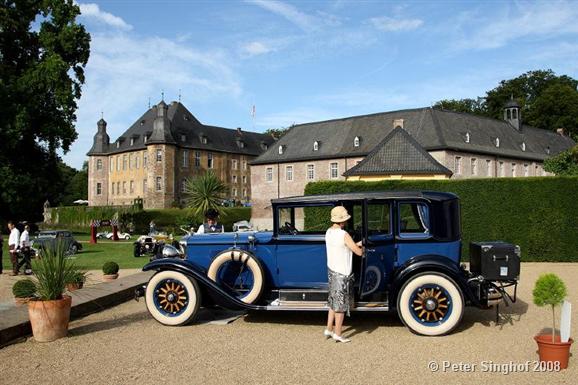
left=397, top=272, right=464, bottom=336
left=207, top=250, right=264, bottom=304
left=145, top=270, right=201, bottom=326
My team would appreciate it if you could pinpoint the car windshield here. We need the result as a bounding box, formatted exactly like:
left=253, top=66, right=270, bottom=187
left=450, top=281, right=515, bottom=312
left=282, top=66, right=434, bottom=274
left=37, top=232, right=57, bottom=238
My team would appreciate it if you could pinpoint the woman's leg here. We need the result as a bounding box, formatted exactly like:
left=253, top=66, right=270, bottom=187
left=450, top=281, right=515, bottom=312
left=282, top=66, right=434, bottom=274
left=326, top=309, right=335, bottom=331
left=334, top=312, right=345, bottom=336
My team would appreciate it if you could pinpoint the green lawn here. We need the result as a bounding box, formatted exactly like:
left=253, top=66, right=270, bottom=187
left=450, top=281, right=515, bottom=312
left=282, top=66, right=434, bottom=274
left=67, top=240, right=148, bottom=270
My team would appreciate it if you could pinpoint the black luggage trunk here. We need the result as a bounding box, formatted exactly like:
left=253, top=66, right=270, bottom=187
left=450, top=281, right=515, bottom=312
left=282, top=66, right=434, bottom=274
left=469, top=242, right=520, bottom=281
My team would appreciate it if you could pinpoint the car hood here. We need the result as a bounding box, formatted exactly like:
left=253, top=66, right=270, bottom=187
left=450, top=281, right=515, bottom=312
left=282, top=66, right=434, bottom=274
left=184, top=231, right=273, bottom=246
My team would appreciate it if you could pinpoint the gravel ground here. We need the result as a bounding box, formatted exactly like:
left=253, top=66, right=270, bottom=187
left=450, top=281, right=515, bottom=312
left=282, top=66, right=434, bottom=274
left=0, top=262, right=576, bottom=385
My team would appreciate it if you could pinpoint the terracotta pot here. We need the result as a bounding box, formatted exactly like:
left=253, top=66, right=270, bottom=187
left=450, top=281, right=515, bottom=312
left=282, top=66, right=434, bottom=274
left=103, top=273, right=119, bottom=281
left=28, top=295, right=72, bottom=342
left=534, top=334, right=574, bottom=369
left=66, top=282, right=84, bottom=291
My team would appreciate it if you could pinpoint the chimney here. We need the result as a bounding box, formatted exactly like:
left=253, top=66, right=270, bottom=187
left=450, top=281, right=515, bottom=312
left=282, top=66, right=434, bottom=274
left=237, top=127, right=242, bottom=135
left=556, top=128, right=565, bottom=136
left=393, top=118, right=404, bottom=129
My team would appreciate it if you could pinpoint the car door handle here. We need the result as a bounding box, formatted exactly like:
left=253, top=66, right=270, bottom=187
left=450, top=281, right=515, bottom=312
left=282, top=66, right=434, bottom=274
left=366, top=248, right=376, bottom=252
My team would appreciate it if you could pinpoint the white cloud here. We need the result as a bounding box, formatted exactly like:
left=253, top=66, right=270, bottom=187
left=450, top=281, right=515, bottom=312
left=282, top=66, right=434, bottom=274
left=241, top=41, right=273, bottom=57
left=370, top=16, right=423, bottom=32
left=77, top=3, right=133, bottom=31
left=456, top=1, right=578, bottom=50
left=246, top=0, right=318, bottom=32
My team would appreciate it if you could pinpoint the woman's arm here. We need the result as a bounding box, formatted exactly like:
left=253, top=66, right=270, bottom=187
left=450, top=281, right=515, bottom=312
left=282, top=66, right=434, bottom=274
left=344, top=232, right=363, bottom=256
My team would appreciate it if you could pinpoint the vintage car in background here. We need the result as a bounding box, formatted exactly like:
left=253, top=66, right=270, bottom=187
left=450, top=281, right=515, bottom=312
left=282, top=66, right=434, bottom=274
left=31, top=230, right=83, bottom=256
left=134, top=232, right=183, bottom=259
left=139, top=191, right=519, bottom=336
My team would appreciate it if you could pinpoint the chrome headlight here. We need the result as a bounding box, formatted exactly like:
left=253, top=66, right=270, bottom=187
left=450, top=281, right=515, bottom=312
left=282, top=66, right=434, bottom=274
left=162, top=245, right=180, bottom=258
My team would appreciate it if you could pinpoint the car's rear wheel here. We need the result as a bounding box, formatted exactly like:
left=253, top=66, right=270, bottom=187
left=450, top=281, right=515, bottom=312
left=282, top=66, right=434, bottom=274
left=397, top=272, right=464, bottom=336
left=69, top=244, right=78, bottom=255
left=207, top=250, right=264, bottom=304
left=145, top=270, right=201, bottom=326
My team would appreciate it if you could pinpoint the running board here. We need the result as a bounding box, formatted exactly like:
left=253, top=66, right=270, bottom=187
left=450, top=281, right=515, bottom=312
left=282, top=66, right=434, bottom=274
left=266, top=300, right=389, bottom=312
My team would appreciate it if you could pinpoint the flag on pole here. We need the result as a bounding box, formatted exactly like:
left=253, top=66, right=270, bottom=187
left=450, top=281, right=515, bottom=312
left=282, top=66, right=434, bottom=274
left=251, top=105, right=256, bottom=118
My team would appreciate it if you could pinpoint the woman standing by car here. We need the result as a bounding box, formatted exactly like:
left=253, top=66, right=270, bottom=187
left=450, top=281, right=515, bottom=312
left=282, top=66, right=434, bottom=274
left=324, top=206, right=363, bottom=343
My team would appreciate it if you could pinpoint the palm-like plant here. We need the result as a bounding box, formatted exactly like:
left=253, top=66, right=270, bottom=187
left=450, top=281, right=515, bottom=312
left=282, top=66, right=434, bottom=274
left=183, top=171, right=228, bottom=218
left=33, top=242, right=79, bottom=300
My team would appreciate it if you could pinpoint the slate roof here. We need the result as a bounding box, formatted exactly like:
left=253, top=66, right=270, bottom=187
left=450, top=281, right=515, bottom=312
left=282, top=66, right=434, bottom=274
left=343, top=127, right=452, bottom=176
left=251, top=107, right=575, bottom=165
left=87, top=101, right=275, bottom=156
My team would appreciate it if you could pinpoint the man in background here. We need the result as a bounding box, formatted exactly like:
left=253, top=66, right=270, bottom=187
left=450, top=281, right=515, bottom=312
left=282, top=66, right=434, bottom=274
left=7, top=221, right=20, bottom=276
left=19, top=224, right=32, bottom=275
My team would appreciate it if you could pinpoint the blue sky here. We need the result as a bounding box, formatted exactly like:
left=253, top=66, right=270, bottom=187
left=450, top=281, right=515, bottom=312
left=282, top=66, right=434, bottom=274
left=64, top=0, right=578, bottom=168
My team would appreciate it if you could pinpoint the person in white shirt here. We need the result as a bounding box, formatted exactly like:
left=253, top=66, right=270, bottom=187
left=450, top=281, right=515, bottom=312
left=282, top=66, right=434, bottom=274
left=7, top=221, right=21, bottom=276
left=19, top=225, right=32, bottom=274
left=324, top=206, right=363, bottom=343
left=196, top=209, right=224, bottom=234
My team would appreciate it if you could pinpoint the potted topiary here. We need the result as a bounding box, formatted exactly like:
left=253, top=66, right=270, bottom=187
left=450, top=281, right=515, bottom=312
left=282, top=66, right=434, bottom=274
left=533, top=273, right=573, bottom=369
left=65, top=271, right=88, bottom=291
left=27, top=243, right=79, bottom=342
left=102, top=261, right=120, bottom=281
left=12, top=279, right=37, bottom=305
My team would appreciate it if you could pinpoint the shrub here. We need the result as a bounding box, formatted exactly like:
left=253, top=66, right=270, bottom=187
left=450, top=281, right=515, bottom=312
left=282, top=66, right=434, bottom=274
left=12, top=279, right=37, bottom=298
left=305, top=177, right=578, bottom=261
left=66, top=271, right=88, bottom=284
left=533, top=273, right=567, bottom=342
left=102, top=261, right=120, bottom=275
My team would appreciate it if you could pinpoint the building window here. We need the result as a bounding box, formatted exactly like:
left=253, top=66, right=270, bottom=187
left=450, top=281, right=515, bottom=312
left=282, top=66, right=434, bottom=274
left=286, top=165, right=293, bottom=181
left=471, top=158, right=477, bottom=176
left=313, top=141, right=319, bottom=151
left=233, top=159, right=238, bottom=170
left=130, top=180, right=134, bottom=193
left=111, top=182, right=114, bottom=195
left=232, top=175, right=237, bottom=184
left=156, top=177, right=162, bottom=191
left=182, top=150, right=188, bottom=168
left=207, top=152, right=213, bottom=169
left=144, top=135, right=148, bottom=143
left=521, top=142, right=526, bottom=151
left=156, top=149, right=162, bottom=162
left=130, top=138, right=135, bottom=146
left=242, top=188, right=247, bottom=198
left=524, top=164, right=529, bottom=177
left=201, top=136, right=207, bottom=144
left=354, top=137, right=360, bottom=147
left=486, top=160, right=492, bottom=177
left=116, top=156, right=120, bottom=171
left=495, top=138, right=500, bottom=148
left=123, top=155, right=127, bottom=170
left=233, top=188, right=237, bottom=197
left=181, top=179, right=187, bottom=192
left=194, top=151, right=201, bottom=167
left=511, top=163, right=516, bottom=177
left=96, top=159, right=103, bottom=170
left=143, top=152, right=148, bottom=169
left=242, top=161, right=247, bottom=171
left=128, top=154, right=132, bottom=169
left=454, top=157, right=462, bottom=175
left=109, top=158, right=113, bottom=172
left=330, top=162, right=338, bottom=179
left=181, top=134, right=186, bottom=142
left=465, top=132, right=470, bottom=143
left=307, top=164, right=315, bottom=180
left=122, top=181, right=126, bottom=194
left=278, top=146, right=284, bottom=155
left=116, top=141, right=120, bottom=149
left=136, top=155, right=140, bottom=169
left=242, top=175, right=247, bottom=184
left=96, top=183, right=102, bottom=195
left=499, top=161, right=504, bottom=177
left=143, top=179, right=147, bottom=193
left=513, top=109, right=518, bottom=119
left=507, top=109, right=511, bottom=119
left=116, top=182, right=120, bottom=195
left=266, top=167, right=273, bottom=182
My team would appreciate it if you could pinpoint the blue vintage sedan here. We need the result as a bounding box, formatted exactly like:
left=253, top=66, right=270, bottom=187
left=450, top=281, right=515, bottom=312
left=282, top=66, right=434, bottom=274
left=140, top=191, right=519, bottom=336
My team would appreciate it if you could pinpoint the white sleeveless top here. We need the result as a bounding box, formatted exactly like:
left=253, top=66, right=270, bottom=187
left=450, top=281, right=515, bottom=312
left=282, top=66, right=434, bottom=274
left=325, top=227, right=352, bottom=276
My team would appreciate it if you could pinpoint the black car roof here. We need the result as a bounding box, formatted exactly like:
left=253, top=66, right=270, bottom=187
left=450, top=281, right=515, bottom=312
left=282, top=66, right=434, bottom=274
left=272, top=190, right=458, bottom=205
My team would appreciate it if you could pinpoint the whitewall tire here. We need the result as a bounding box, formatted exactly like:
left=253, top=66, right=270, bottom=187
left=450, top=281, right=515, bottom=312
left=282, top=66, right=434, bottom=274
left=207, top=250, right=264, bottom=304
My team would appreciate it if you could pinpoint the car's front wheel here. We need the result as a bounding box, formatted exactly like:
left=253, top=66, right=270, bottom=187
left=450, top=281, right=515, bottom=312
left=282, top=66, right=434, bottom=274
left=397, top=272, right=464, bottom=336
left=145, top=270, right=201, bottom=326
left=69, top=244, right=78, bottom=255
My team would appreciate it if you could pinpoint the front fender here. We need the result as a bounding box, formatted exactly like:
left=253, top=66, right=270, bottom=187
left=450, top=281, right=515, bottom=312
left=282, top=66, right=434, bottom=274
left=390, top=255, right=479, bottom=308
left=143, top=259, right=264, bottom=311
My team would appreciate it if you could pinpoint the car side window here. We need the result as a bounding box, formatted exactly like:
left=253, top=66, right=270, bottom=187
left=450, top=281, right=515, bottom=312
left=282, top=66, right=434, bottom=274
left=278, top=205, right=333, bottom=235
left=367, top=202, right=391, bottom=240
left=398, top=202, right=430, bottom=237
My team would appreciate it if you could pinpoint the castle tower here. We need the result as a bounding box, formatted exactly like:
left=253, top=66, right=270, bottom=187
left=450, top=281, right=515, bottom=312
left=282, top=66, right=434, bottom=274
left=87, top=118, right=110, bottom=206
left=504, top=97, right=521, bottom=131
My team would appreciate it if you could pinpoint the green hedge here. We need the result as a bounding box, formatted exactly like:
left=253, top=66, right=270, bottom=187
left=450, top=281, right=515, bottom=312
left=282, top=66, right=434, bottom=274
left=305, top=177, right=578, bottom=262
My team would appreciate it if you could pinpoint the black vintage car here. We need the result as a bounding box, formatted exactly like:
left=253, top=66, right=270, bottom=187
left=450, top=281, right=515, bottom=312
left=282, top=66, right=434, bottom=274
left=31, top=230, right=83, bottom=256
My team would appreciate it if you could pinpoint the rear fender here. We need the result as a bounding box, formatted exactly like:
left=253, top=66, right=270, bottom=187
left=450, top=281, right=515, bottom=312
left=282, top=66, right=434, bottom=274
left=390, top=255, right=479, bottom=308
left=143, top=259, right=264, bottom=311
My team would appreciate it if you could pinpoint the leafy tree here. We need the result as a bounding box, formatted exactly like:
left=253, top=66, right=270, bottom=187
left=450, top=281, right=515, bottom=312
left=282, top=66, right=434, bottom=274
left=544, top=144, right=578, bottom=176
left=265, top=126, right=291, bottom=139
left=433, top=98, right=486, bottom=115
left=0, top=0, right=90, bottom=222
left=183, top=171, right=228, bottom=218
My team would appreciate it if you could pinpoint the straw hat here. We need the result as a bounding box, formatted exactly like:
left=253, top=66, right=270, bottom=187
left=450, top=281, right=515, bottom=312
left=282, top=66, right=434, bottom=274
left=331, top=206, right=351, bottom=223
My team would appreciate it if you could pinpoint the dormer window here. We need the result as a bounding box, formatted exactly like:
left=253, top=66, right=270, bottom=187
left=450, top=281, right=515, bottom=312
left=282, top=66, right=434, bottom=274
left=313, top=141, right=319, bottom=151
left=521, top=142, right=526, bottom=151
left=465, top=132, right=470, bottom=143
left=200, top=135, right=207, bottom=144
left=181, top=134, right=186, bottom=143
left=278, top=145, right=284, bottom=155
left=144, top=135, right=148, bottom=143
left=546, top=146, right=551, bottom=155
left=495, top=137, right=500, bottom=148
left=354, top=136, right=360, bottom=147
left=116, top=141, right=120, bottom=148
left=130, top=138, right=135, bottom=146
left=261, top=142, right=268, bottom=151
left=140, top=120, right=145, bottom=126
left=236, top=140, right=245, bottom=149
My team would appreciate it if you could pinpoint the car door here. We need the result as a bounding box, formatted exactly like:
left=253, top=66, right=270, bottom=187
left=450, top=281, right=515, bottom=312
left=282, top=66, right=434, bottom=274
left=359, top=200, right=395, bottom=299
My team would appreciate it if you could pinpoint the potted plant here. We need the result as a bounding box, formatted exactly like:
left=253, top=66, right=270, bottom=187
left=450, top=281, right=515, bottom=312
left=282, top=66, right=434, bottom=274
left=533, top=273, right=573, bottom=369
left=12, top=279, right=37, bottom=305
left=102, top=261, right=120, bottom=281
left=27, top=243, right=79, bottom=342
left=66, top=271, right=88, bottom=291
